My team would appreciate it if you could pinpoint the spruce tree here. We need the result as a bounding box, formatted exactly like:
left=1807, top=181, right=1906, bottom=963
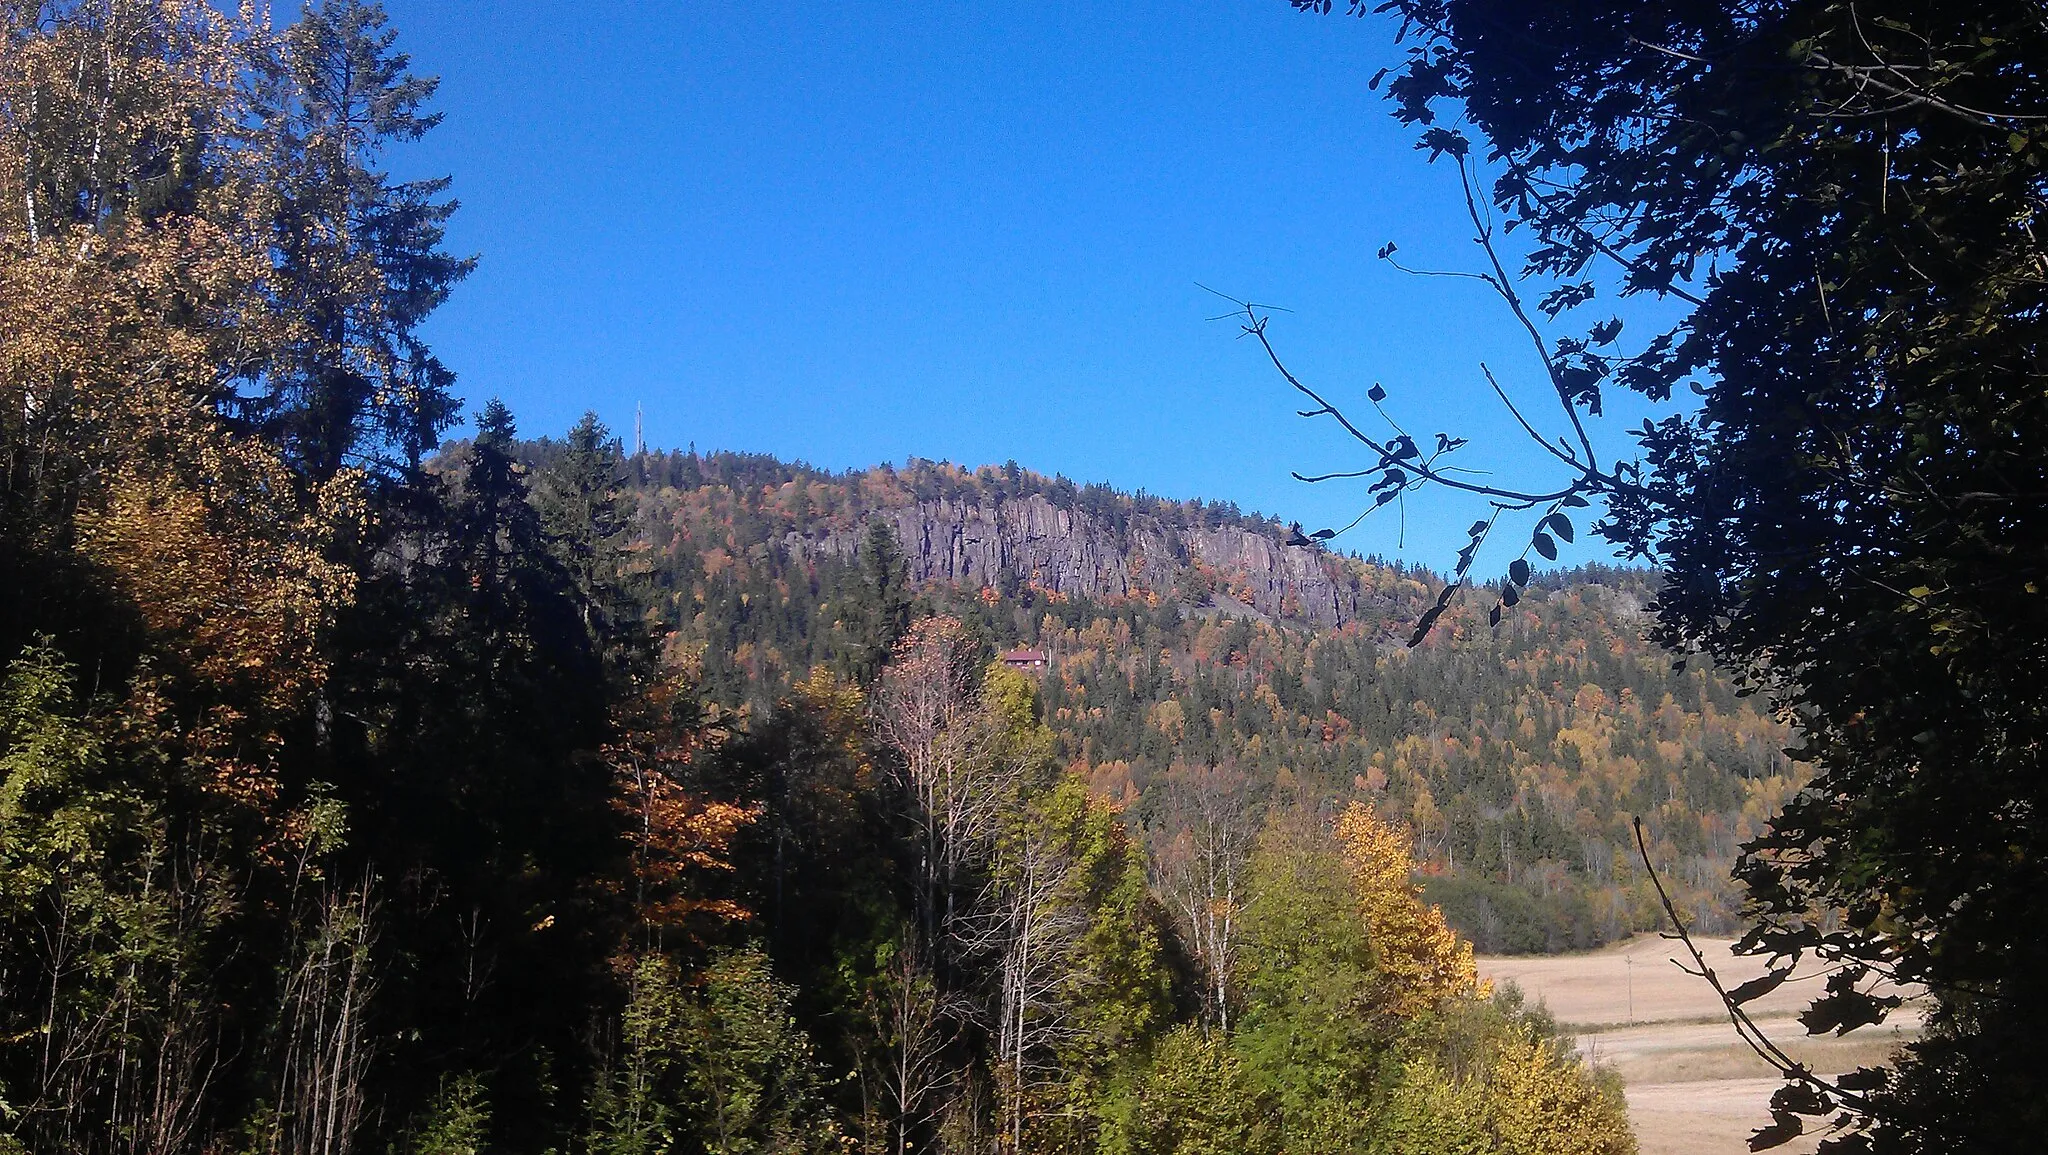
left=534, top=412, right=643, bottom=660
left=835, top=518, right=912, bottom=685
left=249, top=0, right=474, bottom=483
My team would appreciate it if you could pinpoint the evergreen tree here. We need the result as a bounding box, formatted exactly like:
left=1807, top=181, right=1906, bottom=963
left=835, top=518, right=912, bottom=685
left=321, top=397, right=623, bottom=1147
left=534, top=411, right=644, bottom=660
left=248, top=0, right=474, bottom=482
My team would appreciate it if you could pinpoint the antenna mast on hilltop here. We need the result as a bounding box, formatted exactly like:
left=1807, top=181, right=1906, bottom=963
left=634, top=402, right=645, bottom=457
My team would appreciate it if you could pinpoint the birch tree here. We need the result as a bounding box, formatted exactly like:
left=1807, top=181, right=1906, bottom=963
left=1147, top=761, right=1256, bottom=1031
left=872, top=616, right=985, bottom=948
left=984, top=804, right=1092, bottom=1151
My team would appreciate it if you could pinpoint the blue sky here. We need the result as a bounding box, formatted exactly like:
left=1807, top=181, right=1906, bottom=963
left=386, top=1, right=1670, bottom=567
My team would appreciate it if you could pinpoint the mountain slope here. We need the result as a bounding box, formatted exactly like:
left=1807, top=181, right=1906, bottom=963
left=606, top=449, right=1795, bottom=952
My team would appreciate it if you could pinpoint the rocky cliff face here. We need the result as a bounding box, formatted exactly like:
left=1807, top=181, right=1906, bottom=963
left=782, top=493, right=1364, bottom=627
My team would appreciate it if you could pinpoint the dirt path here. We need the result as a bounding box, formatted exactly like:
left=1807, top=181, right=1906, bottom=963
left=1479, top=937, right=1920, bottom=1155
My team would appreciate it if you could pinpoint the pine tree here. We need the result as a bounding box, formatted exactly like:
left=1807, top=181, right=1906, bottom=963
left=320, top=397, right=621, bottom=1146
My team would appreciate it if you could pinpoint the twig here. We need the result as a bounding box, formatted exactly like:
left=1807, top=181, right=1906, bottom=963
left=1233, top=303, right=1593, bottom=507
left=1455, top=157, right=1599, bottom=470
left=1632, top=817, right=1877, bottom=1118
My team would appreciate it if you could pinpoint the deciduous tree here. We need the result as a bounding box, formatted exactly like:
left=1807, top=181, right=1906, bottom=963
left=1285, top=2, right=2048, bottom=1146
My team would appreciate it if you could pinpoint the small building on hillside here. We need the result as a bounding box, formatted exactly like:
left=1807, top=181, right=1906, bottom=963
left=1000, top=648, right=1047, bottom=671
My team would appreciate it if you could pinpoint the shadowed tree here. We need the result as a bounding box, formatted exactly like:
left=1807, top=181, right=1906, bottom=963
left=1280, top=2, right=2048, bottom=1149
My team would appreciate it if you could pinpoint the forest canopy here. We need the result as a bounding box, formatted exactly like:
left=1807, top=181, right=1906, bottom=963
left=22, top=0, right=2035, bottom=1151
left=0, top=4, right=1637, bottom=1153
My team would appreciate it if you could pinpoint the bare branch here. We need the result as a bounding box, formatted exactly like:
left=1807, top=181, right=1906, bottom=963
left=1235, top=306, right=1599, bottom=506
left=1454, top=156, right=1600, bottom=469
left=1632, top=818, right=1879, bottom=1124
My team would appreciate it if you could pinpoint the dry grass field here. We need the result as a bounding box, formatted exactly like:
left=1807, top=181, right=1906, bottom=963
left=1479, top=937, right=1921, bottom=1155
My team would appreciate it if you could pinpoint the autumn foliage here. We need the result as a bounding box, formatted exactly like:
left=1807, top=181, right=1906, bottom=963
left=1, top=6, right=1636, bottom=1153
left=1334, top=801, right=1479, bottom=1015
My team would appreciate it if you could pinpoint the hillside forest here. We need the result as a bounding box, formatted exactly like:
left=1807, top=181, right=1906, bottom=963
left=596, top=448, right=1793, bottom=956
left=0, top=2, right=1817, bottom=1153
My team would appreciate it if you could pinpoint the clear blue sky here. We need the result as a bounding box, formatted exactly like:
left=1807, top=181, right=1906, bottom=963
left=387, top=1, right=1663, bottom=567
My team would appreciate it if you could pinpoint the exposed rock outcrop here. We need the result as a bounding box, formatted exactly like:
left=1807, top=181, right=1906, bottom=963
left=782, top=493, right=1363, bottom=627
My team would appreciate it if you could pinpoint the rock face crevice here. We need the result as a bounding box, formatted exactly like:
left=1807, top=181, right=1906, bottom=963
left=782, top=493, right=1361, bottom=627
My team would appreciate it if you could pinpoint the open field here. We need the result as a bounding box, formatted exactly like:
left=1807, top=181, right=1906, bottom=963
left=1479, top=937, right=1921, bottom=1155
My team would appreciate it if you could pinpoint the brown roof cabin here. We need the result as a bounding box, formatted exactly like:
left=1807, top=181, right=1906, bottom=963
left=999, top=648, right=1047, bottom=671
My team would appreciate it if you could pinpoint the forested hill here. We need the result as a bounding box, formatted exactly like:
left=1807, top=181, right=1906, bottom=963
left=618, top=449, right=1370, bottom=626
left=562, top=446, right=1796, bottom=952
